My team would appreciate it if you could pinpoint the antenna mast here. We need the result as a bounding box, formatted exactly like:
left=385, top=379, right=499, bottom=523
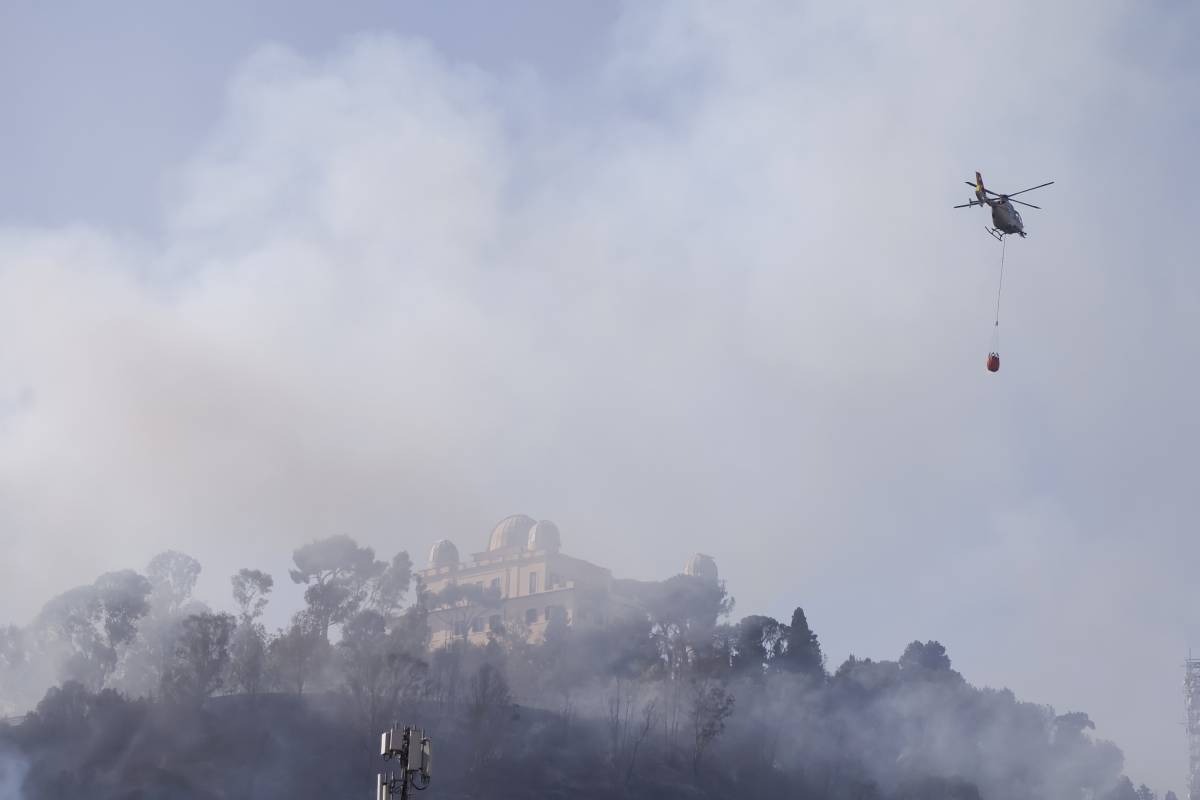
left=1186, top=656, right=1200, bottom=800
left=377, top=725, right=432, bottom=800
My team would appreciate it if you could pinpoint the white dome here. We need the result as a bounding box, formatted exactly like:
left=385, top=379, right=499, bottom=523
left=488, top=514, right=536, bottom=551
left=527, top=520, right=561, bottom=552
left=429, top=539, right=459, bottom=568
left=683, top=553, right=718, bottom=581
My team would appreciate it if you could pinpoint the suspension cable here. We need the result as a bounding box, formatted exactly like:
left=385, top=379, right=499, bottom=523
left=989, top=236, right=1007, bottom=358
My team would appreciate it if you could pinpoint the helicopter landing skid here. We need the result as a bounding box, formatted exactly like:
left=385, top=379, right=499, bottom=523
left=986, top=227, right=1027, bottom=241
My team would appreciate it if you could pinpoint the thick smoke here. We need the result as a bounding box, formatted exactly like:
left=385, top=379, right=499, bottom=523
left=0, top=542, right=1165, bottom=799
left=0, top=745, right=28, bottom=800
left=1, top=2, right=1197, bottom=792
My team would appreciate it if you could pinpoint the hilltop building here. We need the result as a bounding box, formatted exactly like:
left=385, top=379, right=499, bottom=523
left=418, top=514, right=718, bottom=649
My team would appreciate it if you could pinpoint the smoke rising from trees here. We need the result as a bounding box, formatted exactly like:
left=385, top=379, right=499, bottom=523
left=0, top=538, right=1164, bottom=799
left=1, top=2, right=1197, bottom=792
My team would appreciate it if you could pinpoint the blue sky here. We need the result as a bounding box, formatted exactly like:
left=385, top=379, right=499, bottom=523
left=2, top=1, right=1198, bottom=793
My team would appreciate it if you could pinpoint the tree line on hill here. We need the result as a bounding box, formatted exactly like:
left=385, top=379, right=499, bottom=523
left=0, top=535, right=1168, bottom=800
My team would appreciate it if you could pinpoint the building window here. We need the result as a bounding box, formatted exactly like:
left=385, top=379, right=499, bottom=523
left=471, top=618, right=484, bottom=633
left=546, top=605, right=566, bottom=623
left=489, top=614, right=502, bottom=632
left=528, top=572, right=538, bottom=594
left=490, top=577, right=501, bottom=593
left=453, top=621, right=468, bottom=638
left=547, top=572, right=559, bottom=588
left=525, top=608, right=538, bottom=625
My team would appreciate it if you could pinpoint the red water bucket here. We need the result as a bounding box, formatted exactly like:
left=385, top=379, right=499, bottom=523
left=986, top=353, right=1000, bottom=373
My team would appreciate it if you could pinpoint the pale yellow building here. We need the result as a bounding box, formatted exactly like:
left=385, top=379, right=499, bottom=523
left=419, top=514, right=717, bottom=649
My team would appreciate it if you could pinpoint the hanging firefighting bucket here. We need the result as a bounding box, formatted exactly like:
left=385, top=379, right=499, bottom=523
left=987, top=239, right=1005, bottom=375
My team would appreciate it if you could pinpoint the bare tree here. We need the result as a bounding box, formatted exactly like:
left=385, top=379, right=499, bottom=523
left=629, top=698, right=658, bottom=787
left=338, top=609, right=427, bottom=734
left=689, top=678, right=735, bottom=775
left=466, top=662, right=512, bottom=770
left=606, top=678, right=658, bottom=789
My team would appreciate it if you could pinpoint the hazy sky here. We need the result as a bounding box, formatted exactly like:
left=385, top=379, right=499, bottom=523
left=2, top=0, right=1198, bottom=792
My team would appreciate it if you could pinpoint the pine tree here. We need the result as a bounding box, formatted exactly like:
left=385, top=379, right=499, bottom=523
left=778, top=606, right=823, bottom=677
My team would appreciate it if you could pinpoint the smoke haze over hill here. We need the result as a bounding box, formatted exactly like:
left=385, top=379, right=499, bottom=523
left=2, top=1, right=1199, bottom=793
left=0, top=542, right=1162, bottom=799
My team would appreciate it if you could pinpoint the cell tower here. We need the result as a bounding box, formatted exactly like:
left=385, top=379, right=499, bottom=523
left=1186, top=657, right=1200, bottom=800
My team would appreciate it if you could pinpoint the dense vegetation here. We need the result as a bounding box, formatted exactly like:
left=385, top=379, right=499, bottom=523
left=0, top=537, right=1167, bottom=800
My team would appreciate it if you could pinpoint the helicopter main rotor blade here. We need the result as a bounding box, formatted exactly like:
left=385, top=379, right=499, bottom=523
left=1004, top=181, right=1055, bottom=198
left=1008, top=198, right=1041, bottom=209
left=953, top=201, right=981, bottom=208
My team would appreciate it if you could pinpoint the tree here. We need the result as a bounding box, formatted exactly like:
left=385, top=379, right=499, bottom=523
left=161, top=612, right=235, bottom=705
left=466, top=662, right=512, bottom=770
left=899, top=640, right=952, bottom=672
left=646, top=574, right=734, bottom=680
left=390, top=602, right=432, bottom=654
left=228, top=621, right=269, bottom=697
left=26, top=680, right=145, bottom=736
left=289, top=535, right=388, bottom=640
left=689, top=678, right=735, bottom=775
left=365, top=552, right=413, bottom=617
left=267, top=611, right=329, bottom=694
left=731, top=615, right=784, bottom=676
left=111, top=553, right=207, bottom=698
left=585, top=615, right=659, bottom=683
left=35, top=570, right=151, bottom=690
left=426, top=582, right=502, bottom=642
left=231, top=569, right=274, bottom=625
left=894, top=775, right=981, bottom=800
left=338, top=609, right=426, bottom=734
left=146, top=551, right=202, bottom=616
left=1135, top=785, right=1156, bottom=800
left=606, top=679, right=658, bottom=789
left=1104, top=777, right=1140, bottom=800
left=535, top=614, right=583, bottom=724
left=778, top=607, right=824, bottom=678
left=427, top=639, right=474, bottom=707
left=1055, top=711, right=1095, bottom=734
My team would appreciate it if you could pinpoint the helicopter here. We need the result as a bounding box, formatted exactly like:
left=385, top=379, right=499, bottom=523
left=955, top=171, right=1054, bottom=241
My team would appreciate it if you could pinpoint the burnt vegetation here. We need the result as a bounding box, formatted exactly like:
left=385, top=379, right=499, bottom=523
left=0, top=536, right=1161, bottom=800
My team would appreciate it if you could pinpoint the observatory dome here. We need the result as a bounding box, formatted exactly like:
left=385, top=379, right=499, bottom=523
left=428, top=539, right=459, bottom=568
left=527, top=520, right=561, bottom=552
left=683, top=553, right=718, bottom=581
left=488, top=514, right=537, bottom=551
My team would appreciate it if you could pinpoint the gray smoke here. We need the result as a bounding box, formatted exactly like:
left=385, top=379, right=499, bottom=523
left=0, top=542, right=1161, bottom=800
left=2, top=3, right=1197, bottom=792
left=0, top=745, right=28, bottom=800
